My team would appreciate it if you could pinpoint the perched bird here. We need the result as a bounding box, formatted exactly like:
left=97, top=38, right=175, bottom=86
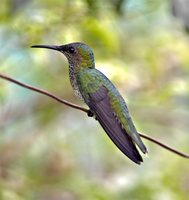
left=31, top=42, right=147, bottom=164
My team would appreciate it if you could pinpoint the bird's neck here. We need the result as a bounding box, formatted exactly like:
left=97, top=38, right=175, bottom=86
left=68, top=59, right=95, bottom=98
left=68, top=64, right=83, bottom=99
left=68, top=61, right=94, bottom=83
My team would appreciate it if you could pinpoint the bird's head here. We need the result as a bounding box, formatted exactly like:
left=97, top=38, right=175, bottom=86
left=31, top=42, right=95, bottom=69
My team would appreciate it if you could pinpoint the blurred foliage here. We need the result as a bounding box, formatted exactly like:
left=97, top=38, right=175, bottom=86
left=0, top=0, right=189, bottom=200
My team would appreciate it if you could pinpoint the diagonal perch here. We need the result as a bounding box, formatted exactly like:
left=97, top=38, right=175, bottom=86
left=0, top=72, right=188, bottom=159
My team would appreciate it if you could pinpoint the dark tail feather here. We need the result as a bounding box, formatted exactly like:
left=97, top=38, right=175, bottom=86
left=96, top=114, right=143, bottom=164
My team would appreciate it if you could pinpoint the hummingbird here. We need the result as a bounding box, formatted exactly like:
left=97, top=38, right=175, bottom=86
left=31, top=42, right=147, bottom=164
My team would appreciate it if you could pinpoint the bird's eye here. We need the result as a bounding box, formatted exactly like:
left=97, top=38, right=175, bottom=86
left=68, top=47, right=75, bottom=54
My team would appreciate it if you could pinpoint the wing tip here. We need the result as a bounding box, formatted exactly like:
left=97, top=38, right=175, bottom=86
left=131, top=152, right=143, bottom=165
left=119, top=141, right=144, bottom=165
left=135, top=161, right=142, bottom=165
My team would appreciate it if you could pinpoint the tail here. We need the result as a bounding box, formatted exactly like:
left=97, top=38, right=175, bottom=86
left=131, top=132, right=148, bottom=154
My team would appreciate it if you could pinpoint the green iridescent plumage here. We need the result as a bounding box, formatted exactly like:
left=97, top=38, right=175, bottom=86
left=77, top=68, right=146, bottom=152
left=31, top=42, right=147, bottom=164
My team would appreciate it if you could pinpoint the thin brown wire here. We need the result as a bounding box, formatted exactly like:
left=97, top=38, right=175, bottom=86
left=0, top=72, right=188, bottom=159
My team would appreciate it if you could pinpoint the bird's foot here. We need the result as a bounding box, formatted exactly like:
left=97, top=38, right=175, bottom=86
left=87, top=110, right=98, bottom=120
left=87, top=110, right=94, bottom=117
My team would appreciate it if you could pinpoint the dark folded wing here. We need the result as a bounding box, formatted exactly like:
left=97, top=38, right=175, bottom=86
left=87, top=86, right=143, bottom=164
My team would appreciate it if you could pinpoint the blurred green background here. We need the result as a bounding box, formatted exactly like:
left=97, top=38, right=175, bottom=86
left=0, top=0, right=189, bottom=199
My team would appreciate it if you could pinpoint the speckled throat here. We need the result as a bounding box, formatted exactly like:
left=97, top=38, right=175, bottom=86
left=69, top=64, right=83, bottom=100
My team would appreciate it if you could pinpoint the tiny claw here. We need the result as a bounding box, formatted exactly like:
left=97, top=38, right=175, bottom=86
left=87, top=110, right=94, bottom=117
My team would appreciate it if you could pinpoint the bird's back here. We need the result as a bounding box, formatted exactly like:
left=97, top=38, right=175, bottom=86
left=77, top=68, right=147, bottom=154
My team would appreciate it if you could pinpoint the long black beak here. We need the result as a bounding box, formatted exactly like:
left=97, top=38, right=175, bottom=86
left=31, top=45, right=61, bottom=51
